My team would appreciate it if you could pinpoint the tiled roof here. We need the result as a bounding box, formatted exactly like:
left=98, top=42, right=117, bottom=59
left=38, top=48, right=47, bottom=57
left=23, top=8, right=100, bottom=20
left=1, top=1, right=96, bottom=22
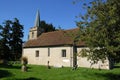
left=23, top=28, right=85, bottom=48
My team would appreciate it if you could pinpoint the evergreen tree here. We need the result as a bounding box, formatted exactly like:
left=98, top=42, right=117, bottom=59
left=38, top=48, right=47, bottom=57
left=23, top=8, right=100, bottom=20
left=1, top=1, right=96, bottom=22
left=77, top=0, right=120, bottom=64
left=0, top=18, right=24, bottom=61
left=0, top=20, right=11, bottom=60
left=10, top=18, right=24, bottom=60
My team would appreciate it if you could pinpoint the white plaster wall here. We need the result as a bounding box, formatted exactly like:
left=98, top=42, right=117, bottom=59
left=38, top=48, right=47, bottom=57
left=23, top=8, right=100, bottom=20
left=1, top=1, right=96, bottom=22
left=23, top=46, right=110, bottom=69
left=23, top=46, right=73, bottom=67
left=77, top=48, right=110, bottom=69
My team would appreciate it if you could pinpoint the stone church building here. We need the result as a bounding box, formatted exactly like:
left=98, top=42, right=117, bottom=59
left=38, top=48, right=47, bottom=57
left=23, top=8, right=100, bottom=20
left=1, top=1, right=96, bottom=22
left=22, top=11, right=112, bottom=69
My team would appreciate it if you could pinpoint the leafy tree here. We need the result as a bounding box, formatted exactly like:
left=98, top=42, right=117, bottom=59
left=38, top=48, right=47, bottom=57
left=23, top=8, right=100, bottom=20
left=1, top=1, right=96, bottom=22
left=40, top=21, right=56, bottom=32
left=64, top=28, right=80, bottom=69
left=77, top=0, right=120, bottom=65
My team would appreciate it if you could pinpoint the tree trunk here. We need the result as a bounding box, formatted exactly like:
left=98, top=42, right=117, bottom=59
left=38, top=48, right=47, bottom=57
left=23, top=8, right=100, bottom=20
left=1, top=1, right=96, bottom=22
left=73, top=41, right=77, bottom=70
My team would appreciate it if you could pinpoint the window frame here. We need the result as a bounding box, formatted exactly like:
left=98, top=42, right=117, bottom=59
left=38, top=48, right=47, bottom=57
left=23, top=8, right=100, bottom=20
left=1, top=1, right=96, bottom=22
left=35, top=50, right=39, bottom=57
left=61, top=49, right=66, bottom=57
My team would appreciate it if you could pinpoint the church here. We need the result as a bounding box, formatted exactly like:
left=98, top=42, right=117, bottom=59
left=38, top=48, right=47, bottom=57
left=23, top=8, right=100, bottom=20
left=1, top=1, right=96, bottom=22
left=22, top=11, right=112, bottom=69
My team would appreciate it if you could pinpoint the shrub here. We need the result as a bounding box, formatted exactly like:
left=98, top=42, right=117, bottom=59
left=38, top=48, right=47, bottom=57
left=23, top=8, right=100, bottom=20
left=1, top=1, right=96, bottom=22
left=21, top=57, right=28, bottom=65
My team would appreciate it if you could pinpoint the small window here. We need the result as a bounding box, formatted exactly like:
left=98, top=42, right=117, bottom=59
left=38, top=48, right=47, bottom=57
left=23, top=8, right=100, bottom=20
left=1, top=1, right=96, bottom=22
left=62, top=50, right=66, bottom=57
left=48, top=48, right=50, bottom=57
left=32, top=32, right=34, bottom=38
left=36, top=50, right=39, bottom=57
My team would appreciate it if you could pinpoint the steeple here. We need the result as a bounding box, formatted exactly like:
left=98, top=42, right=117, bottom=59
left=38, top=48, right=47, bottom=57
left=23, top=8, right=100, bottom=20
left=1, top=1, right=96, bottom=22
left=34, top=10, right=40, bottom=27
left=28, top=10, right=42, bottom=40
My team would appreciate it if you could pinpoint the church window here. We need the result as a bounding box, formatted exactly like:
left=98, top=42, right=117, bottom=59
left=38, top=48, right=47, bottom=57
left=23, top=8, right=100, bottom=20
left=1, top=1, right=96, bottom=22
left=62, top=49, right=66, bottom=57
left=48, top=48, right=50, bottom=57
left=36, top=50, right=39, bottom=57
left=32, top=32, right=34, bottom=38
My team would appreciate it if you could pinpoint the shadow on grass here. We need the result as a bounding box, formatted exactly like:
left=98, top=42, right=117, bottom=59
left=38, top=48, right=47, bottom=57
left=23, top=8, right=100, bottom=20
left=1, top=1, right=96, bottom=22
left=95, top=73, right=120, bottom=80
left=0, top=70, right=12, bottom=78
left=0, top=64, right=31, bottom=70
left=114, top=65, right=120, bottom=68
left=0, top=64, right=21, bottom=69
left=15, top=77, right=41, bottom=80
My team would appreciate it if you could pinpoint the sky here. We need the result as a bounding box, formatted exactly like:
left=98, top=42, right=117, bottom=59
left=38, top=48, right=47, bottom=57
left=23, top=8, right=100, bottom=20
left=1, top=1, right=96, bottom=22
left=0, top=0, right=88, bottom=41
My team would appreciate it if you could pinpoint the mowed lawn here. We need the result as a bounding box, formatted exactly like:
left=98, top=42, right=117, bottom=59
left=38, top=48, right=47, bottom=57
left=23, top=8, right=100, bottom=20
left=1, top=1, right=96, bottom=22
left=0, top=64, right=120, bottom=80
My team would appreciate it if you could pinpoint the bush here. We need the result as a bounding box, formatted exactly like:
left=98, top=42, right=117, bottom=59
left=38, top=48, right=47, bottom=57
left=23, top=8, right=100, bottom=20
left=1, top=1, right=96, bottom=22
left=21, top=57, right=28, bottom=65
left=21, top=57, right=28, bottom=72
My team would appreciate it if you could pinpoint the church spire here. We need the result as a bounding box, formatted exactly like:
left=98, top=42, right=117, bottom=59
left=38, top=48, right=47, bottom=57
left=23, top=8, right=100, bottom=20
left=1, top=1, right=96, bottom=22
left=28, top=10, right=42, bottom=40
left=34, top=10, right=40, bottom=27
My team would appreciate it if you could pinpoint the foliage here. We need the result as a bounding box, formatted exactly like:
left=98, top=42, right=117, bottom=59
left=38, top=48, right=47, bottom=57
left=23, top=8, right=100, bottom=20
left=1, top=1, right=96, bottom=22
left=63, top=28, right=80, bottom=68
left=9, top=18, right=24, bottom=60
left=0, top=21, right=11, bottom=60
left=0, top=64, right=120, bottom=80
left=21, top=56, right=28, bottom=65
left=0, top=18, right=24, bottom=61
left=77, top=0, right=120, bottom=64
left=40, top=20, right=56, bottom=32
left=21, top=56, right=28, bottom=72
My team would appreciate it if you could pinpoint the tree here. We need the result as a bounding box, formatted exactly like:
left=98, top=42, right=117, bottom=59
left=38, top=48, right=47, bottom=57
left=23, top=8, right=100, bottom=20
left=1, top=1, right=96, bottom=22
left=0, top=20, right=11, bottom=60
left=64, top=28, right=80, bottom=69
left=10, top=18, right=24, bottom=60
left=77, top=0, right=120, bottom=65
left=0, top=18, right=24, bottom=61
left=40, top=21, right=56, bottom=32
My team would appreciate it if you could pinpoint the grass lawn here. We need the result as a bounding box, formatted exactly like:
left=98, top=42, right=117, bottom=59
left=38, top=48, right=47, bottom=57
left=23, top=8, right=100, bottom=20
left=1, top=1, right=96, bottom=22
left=0, top=64, right=120, bottom=80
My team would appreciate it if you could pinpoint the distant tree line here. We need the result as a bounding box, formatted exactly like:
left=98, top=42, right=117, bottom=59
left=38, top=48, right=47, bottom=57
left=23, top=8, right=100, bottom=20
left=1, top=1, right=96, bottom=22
left=40, top=21, right=56, bottom=32
left=40, top=20, right=64, bottom=32
left=0, top=18, right=24, bottom=61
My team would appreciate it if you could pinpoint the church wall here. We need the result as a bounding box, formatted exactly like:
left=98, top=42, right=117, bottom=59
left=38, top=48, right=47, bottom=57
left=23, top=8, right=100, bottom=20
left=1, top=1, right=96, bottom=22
left=23, top=10, right=111, bottom=69
left=23, top=46, right=110, bottom=69
left=23, top=46, right=73, bottom=67
left=77, top=48, right=110, bottom=69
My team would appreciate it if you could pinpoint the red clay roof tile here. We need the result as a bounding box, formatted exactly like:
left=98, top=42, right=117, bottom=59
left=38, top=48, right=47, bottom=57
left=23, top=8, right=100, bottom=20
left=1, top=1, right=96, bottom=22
left=23, top=28, right=85, bottom=47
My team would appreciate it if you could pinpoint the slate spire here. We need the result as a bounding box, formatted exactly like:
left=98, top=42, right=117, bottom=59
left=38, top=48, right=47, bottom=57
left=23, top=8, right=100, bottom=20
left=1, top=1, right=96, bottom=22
left=34, top=10, right=40, bottom=27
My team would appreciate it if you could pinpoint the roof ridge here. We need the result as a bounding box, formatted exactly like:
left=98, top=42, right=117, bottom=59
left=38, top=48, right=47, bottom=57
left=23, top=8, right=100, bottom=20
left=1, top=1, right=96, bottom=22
left=64, top=28, right=79, bottom=31
left=24, top=27, right=84, bottom=48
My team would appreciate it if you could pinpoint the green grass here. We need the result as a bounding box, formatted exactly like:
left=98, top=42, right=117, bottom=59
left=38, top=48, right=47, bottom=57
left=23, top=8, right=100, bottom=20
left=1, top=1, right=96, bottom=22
left=0, top=64, right=120, bottom=80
